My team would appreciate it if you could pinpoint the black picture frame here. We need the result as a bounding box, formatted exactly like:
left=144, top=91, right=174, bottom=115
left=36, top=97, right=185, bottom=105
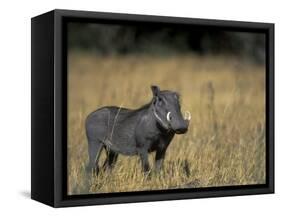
left=31, top=9, right=274, bottom=207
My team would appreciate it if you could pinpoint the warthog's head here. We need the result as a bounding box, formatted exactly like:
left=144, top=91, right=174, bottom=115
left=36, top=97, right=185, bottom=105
left=151, top=85, right=191, bottom=134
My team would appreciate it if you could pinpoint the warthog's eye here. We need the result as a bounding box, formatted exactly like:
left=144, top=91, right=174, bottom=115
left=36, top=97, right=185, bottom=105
left=167, top=112, right=172, bottom=122
left=158, top=97, right=163, bottom=106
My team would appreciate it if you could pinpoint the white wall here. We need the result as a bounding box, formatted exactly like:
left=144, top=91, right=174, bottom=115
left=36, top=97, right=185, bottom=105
left=0, top=0, right=279, bottom=216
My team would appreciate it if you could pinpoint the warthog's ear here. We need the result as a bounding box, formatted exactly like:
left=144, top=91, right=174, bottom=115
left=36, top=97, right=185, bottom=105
left=151, top=85, right=160, bottom=97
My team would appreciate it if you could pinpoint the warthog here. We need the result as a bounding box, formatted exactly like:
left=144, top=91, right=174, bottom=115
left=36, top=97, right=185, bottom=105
left=86, top=85, right=191, bottom=175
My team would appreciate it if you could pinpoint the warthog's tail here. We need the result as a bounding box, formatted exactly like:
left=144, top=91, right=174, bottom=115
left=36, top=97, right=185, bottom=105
left=110, top=104, right=123, bottom=140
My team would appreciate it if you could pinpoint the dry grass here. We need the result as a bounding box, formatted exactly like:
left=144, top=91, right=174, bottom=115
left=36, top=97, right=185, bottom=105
left=67, top=53, right=265, bottom=195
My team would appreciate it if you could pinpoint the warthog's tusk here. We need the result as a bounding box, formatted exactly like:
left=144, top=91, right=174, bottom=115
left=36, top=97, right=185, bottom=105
left=166, top=111, right=172, bottom=122
left=184, top=111, right=191, bottom=121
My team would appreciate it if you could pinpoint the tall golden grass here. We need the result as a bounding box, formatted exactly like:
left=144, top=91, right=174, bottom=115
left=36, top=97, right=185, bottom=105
left=67, top=53, right=265, bottom=195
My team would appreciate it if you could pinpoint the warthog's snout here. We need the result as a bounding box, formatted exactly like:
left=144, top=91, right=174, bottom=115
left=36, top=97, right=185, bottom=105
left=175, top=121, right=188, bottom=134
left=175, top=124, right=187, bottom=134
left=175, top=111, right=191, bottom=134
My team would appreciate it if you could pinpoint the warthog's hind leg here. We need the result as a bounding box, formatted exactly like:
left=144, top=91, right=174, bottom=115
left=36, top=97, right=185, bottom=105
left=102, top=150, right=119, bottom=171
left=86, top=140, right=103, bottom=176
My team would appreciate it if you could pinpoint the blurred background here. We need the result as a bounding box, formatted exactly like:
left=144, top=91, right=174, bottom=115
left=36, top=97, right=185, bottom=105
left=67, top=21, right=266, bottom=195
left=68, top=22, right=265, bottom=64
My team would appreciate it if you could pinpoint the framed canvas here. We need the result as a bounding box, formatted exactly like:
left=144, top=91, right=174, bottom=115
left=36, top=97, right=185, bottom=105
left=31, top=9, right=274, bottom=207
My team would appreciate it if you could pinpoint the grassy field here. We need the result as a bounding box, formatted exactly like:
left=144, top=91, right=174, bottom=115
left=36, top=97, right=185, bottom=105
left=67, top=53, right=265, bottom=195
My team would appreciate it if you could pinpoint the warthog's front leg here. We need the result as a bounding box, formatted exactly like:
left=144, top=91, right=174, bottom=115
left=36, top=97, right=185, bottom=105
left=155, top=148, right=167, bottom=172
left=139, top=151, right=150, bottom=174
